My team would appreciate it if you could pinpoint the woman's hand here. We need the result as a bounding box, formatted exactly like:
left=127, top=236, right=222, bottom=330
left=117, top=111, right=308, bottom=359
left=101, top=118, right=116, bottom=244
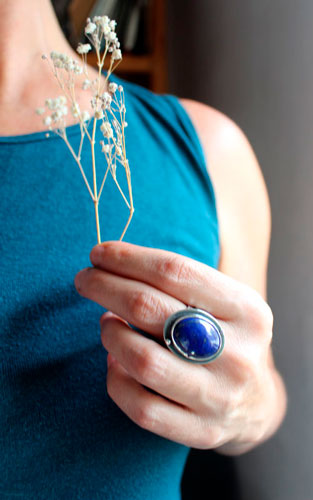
left=74, top=241, right=286, bottom=455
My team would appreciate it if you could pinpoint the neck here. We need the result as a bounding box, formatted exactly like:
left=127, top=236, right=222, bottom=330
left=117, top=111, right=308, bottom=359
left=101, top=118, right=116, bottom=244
left=0, top=0, right=77, bottom=103
left=0, top=0, right=103, bottom=135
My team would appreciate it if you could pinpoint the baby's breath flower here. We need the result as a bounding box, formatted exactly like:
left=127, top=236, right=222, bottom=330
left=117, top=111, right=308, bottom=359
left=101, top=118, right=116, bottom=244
left=112, top=49, right=122, bottom=61
left=103, top=25, right=111, bottom=36
left=102, top=92, right=112, bottom=109
left=82, top=79, right=91, bottom=90
left=36, top=14, right=133, bottom=243
left=108, top=82, right=118, bottom=94
left=85, top=22, right=97, bottom=34
left=43, top=116, right=52, bottom=126
left=71, top=103, right=80, bottom=118
left=100, top=140, right=111, bottom=154
left=76, top=43, right=92, bottom=55
left=74, top=65, right=83, bottom=75
left=81, top=111, right=90, bottom=121
left=109, top=32, right=117, bottom=42
left=51, top=110, right=62, bottom=122
left=100, top=121, right=113, bottom=139
left=95, top=110, right=104, bottom=119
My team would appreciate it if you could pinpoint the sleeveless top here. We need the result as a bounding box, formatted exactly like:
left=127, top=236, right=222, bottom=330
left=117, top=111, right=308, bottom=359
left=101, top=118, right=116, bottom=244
left=0, top=77, right=220, bottom=499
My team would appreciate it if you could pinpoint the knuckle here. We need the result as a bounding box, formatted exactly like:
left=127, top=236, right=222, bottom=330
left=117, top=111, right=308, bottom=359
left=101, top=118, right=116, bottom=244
left=219, top=388, right=243, bottom=419
left=198, top=425, right=225, bottom=450
left=156, top=255, right=191, bottom=285
left=133, top=346, right=165, bottom=386
left=240, top=290, right=273, bottom=338
left=231, top=353, right=260, bottom=387
left=129, top=290, right=161, bottom=323
left=132, top=401, right=157, bottom=431
left=196, top=384, right=213, bottom=412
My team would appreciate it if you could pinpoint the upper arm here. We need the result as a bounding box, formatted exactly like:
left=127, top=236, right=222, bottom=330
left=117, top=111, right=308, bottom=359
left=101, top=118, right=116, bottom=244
left=180, top=98, right=271, bottom=298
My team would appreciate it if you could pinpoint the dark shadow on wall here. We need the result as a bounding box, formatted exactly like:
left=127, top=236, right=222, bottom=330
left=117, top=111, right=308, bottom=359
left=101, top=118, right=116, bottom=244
left=181, top=449, right=241, bottom=499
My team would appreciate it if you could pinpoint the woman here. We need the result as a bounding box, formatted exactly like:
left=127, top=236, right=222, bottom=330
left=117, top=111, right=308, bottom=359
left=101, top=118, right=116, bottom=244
left=0, top=0, right=286, bottom=498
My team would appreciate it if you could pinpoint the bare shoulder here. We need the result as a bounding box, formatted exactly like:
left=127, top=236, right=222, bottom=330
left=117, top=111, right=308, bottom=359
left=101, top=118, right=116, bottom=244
left=180, top=98, right=271, bottom=297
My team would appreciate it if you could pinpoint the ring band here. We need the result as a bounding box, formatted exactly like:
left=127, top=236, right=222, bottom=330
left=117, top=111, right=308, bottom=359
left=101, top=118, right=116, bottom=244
left=163, top=308, right=225, bottom=364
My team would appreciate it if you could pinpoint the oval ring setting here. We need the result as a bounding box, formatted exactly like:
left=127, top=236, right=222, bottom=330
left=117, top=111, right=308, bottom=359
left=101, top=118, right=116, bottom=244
left=163, top=308, right=225, bottom=364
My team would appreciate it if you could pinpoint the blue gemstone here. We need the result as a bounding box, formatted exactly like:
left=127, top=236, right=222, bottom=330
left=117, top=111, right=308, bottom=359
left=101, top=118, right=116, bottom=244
left=173, top=317, right=221, bottom=359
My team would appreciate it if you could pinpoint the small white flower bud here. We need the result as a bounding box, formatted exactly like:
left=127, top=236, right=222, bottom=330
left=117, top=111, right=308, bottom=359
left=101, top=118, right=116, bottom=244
left=81, top=111, right=90, bottom=121
left=103, top=25, right=111, bottom=36
left=71, top=103, right=80, bottom=118
left=100, top=121, right=113, bottom=139
left=82, top=79, right=91, bottom=90
left=76, top=43, right=92, bottom=55
left=44, top=116, right=52, bottom=126
left=108, top=82, right=118, bottom=94
left=112, top=49, right=122, bottom=61
left=109, top=32, right=117, bottom=41
left=36, top=107, right=45, bottom=115
left=74, top=65, right=83, bottom=75
left=101, top=141, right=111, bottom=154
left=102, top=92, right=112, bottom=109
left=85, top=22, right=97, bottom=34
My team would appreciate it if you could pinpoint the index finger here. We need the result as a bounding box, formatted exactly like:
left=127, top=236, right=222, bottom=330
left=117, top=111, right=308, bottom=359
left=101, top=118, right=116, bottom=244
left=90, top=241, right=252, bottom=320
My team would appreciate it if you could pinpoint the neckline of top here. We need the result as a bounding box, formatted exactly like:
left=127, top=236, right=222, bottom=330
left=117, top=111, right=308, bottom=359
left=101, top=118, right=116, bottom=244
left=0, top=72, right=122, bottom=145
left=0, top=121, right=83, bottom=144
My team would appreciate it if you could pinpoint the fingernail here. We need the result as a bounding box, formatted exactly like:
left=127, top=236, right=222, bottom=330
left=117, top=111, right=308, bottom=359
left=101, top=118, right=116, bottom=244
left=90, top=245, right=104, bottom=267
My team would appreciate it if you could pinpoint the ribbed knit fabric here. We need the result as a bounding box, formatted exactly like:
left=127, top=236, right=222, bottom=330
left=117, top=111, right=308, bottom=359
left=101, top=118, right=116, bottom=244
left=0, top=76, right=220, bottom=499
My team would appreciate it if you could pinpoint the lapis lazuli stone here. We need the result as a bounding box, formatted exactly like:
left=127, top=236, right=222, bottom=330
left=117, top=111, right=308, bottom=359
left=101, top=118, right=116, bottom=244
left=173, top=317, right=221, bottom=359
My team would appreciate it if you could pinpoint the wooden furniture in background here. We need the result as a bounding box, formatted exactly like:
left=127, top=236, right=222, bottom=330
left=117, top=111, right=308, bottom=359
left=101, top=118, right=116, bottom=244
left=68, top=0, right=168, bottom=93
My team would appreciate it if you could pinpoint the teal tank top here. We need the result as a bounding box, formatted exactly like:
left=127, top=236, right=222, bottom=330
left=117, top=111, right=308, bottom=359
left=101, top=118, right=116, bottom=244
left=0, top=77, right=219, bottom=499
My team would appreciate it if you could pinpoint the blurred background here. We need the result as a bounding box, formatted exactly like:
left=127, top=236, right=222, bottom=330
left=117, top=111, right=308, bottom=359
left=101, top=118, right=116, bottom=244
left=54, top=0, right=313, bottom=498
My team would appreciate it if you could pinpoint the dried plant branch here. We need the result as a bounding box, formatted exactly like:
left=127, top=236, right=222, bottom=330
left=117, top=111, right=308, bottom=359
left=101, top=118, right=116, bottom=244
left=36, top=15, right=134, bottom=244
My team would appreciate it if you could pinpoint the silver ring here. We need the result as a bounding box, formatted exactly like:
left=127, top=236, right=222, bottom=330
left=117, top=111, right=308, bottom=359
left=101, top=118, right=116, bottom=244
left=163, top=308, right=225, bottom=364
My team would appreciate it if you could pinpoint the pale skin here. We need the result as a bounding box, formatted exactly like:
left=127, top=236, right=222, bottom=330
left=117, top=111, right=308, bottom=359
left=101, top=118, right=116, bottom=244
left=1, top=0, right=286, bottom=455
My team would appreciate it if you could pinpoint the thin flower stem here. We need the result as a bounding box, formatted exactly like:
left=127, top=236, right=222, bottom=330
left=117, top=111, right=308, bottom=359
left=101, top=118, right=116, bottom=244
left=100, top=46, right=109, bottom=68
left=94, top=200, right=101, bottom=244
left=91, top=116, right=101, bottom=242
left=63, top=131, right=95, bottom=201
left=112, top=176, right=131, bottom=209
left=69, top=85, right=92, bottom=143
left=77, top=125, right=85, bottom=160
left=98, top=164, right=110, bottom=199
left=119, top=206, right=134, bottom=241
left=41, top=17, right=133, bottom=243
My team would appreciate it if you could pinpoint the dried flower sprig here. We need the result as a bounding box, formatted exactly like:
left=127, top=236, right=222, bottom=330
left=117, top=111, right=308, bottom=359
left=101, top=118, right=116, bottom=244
left=36, top=15, right=134, bottom=243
